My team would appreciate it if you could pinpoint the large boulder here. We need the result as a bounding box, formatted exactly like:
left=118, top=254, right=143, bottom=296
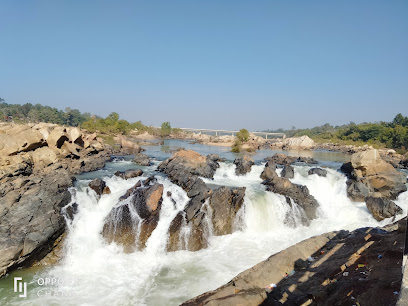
left=260, top=162, right=277, bottom=181
left=341, top=149, right=407, bottom=201
left=102, top=183, right=163, bottom=251
left=0, top=129, right=46, bottom=156
left=88, top=178, right=110, bottom=196
left=158, top=149, right=219, bottom=179
left=29, top=147, right=58, bottom=169
left=282, top=135, right=315, bottom=150
left=233, top=155, right=254, bottom=176
left=132, top=153, right=151, bottom=166
left=365, top=197, right=403, bottom=221
left=209, top=187, right=246, bottom=235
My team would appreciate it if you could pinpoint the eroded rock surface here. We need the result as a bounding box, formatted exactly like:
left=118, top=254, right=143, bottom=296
left=341, top=149, right=407, bottom=201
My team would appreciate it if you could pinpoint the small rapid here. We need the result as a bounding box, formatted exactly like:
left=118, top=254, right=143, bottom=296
left=6, top=159, right=408, bottom=306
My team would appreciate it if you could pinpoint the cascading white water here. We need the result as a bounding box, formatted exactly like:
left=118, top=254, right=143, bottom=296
left=10, top=161, right=408, bottom=306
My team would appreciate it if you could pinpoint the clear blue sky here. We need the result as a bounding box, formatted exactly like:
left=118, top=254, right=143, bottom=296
left=0, top=1, right=407, bottom=130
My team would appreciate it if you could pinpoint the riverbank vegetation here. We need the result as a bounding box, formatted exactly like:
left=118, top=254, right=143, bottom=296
left=265, top=114, right=408, bottom=152
left=0, top=98, right=90, bottom=126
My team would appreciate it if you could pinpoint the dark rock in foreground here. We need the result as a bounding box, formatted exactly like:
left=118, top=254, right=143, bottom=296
left=182, top=220, right=405, bottom=306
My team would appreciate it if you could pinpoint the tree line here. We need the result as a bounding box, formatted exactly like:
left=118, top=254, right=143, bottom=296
left=0, top=98, right=90, bottom=126
left=265, top=114, right=408, bottom=152
left=0, top=98, right=179, bottom=137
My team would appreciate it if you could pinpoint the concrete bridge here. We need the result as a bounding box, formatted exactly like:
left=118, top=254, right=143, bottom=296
left=178, top=128, right=286, bottom=139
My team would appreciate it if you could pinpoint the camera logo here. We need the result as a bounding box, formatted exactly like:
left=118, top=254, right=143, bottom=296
left=14, top=277, right=27, bottom=298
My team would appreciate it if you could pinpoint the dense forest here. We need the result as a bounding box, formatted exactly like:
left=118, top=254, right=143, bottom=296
left=265, top=114, right=408, bottom=152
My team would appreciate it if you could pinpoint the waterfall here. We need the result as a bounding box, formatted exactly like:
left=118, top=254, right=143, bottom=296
left=10, top=160, right=407, bottom=306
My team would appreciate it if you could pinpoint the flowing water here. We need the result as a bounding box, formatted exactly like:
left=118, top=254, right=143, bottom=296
left=1, top=140, right=407, bottom=305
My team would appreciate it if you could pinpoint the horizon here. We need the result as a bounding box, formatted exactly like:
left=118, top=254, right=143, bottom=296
left=1, top=1, right=407, bottom=130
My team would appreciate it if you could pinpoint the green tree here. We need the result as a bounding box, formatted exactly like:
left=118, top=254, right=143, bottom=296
left=161, top=122, right=172, bottom=136
left=236, top=129, right=250, bottom=142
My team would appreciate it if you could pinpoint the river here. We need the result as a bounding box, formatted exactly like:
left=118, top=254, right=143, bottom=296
left=1, top=139, right=407, bottom=305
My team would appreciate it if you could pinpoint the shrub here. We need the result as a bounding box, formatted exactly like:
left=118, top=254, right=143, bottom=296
left=236, top=129, right=250, bottom=142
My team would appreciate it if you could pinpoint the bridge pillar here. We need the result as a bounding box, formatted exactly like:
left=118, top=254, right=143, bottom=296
left=215, top=131, right=218, bottom=136
left=266, top=134, right=268, bottom=139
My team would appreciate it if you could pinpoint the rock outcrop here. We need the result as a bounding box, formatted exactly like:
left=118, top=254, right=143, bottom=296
left=269, top=135, right=315, bottom=150
left=88, top=178, right=110, bottom=196
left=341, top=149, right=407, bottom=201
left=261, top=164, right=319, bottom=221
left=183, top=221, right=405, bottom=306
left=102, top=183, right=164, bottom=252
left=233, top=155, right=254, bottom=176
left=158, top=149, right=220, bottom=179
left=0, top=123, right=115, bottom=277
left=365, top=196, right=403, bottom=221
left=158, top=150, right=247, bottom=252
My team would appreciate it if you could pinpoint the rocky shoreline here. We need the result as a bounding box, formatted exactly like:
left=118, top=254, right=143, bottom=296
left=0, top=123, right=141, bottom=277
left=183, top=218, right=406, bottom=306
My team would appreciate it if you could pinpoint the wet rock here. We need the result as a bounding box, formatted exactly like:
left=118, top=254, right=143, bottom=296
left=88, top=178, right=107, bottom=196
left=102, top=183, right=164, bottom=251
left=119, top=181, right=142, bottom=201
left=63, top=203, right=79, bottom=220
left=233, top=155, right=254, bottom=176
left=262, top=174, right=318, bottom=220
left=341, top=149, right=407, bottom=201
left=308, top=167, right=327, bottom=177
left=365, top=197, right=403, bottom=221
left=260, top=162, right=277, bottom=181
left=133, top=153, right=151, bottom=166
left=114, top=169, right=143, bottom=180
left=209, top=187, right=246, bottom=235
left=133, top=184, right=164, bottom=219
left=142, top=176, right=157, bottom=186
left=281, top=164, right=294, bottom=179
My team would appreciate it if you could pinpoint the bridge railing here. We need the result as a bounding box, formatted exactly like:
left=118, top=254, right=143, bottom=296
left=178, top=128, right=286, bottom=139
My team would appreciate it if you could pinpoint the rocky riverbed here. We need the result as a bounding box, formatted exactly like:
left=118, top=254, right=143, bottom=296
left=0, top=123, right=141, bottom=277
left=0, top=128, right=407, bottom=305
